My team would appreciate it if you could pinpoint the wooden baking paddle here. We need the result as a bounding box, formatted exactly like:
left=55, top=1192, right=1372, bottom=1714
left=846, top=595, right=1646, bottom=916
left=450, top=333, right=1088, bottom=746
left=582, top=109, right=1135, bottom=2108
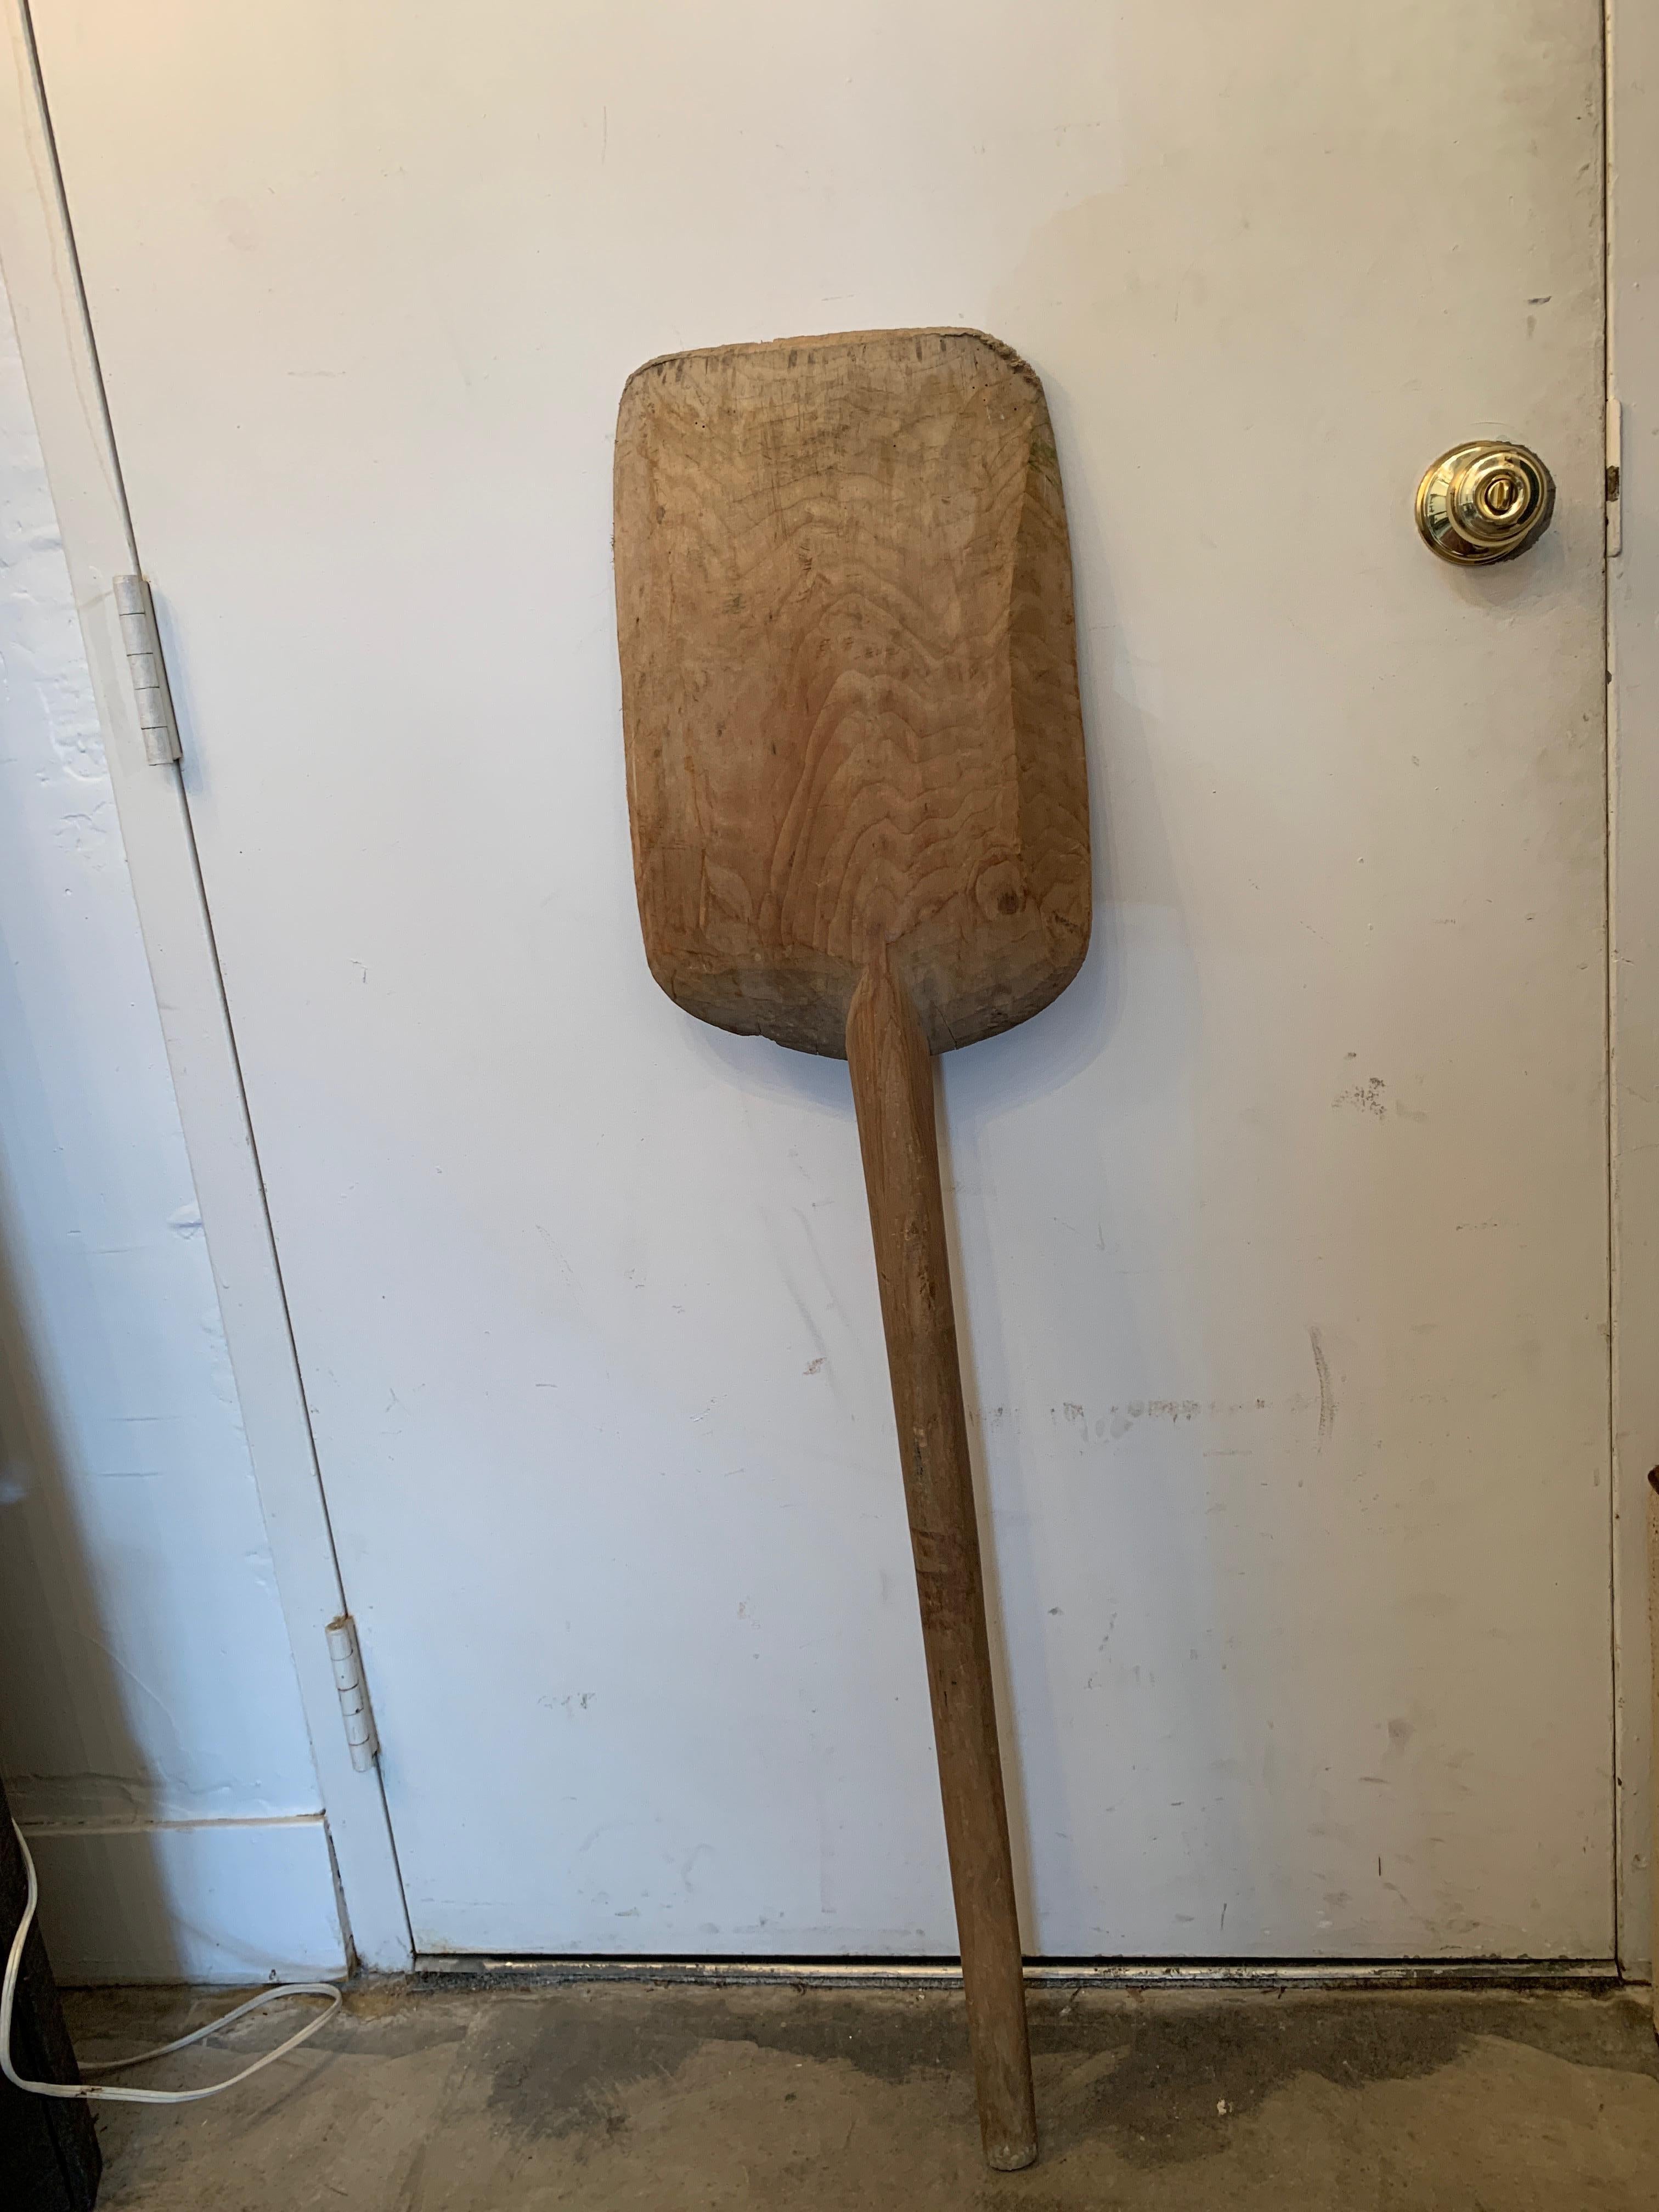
left=614, top=328, right=1090, bottom=2171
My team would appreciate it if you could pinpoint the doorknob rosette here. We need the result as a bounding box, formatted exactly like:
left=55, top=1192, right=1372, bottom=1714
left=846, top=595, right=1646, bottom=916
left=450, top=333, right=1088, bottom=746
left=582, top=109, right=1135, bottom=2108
left=1415, top=441, right=1555, bottom=565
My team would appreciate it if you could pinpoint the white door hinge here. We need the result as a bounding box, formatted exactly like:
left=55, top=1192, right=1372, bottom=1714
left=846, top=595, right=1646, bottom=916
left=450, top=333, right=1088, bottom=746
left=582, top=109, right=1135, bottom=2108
left=1607, top=386, right=1623, bottom=560
left=114, top=574, right=183, bottom=765
left=326, top=1614, right=381, bottom=1773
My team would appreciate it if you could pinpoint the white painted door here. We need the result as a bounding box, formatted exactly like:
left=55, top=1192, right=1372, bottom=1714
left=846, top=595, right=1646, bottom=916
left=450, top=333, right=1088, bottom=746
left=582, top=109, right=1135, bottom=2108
left=31, top=0, right=1610, bottom=1959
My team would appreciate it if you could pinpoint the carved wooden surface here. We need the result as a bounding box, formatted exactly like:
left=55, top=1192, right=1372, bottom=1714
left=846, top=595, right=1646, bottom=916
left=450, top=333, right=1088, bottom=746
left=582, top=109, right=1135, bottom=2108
left=614, top=328, right=1091, bottom=2169
left=614, top=327, right=1089, bottom=1058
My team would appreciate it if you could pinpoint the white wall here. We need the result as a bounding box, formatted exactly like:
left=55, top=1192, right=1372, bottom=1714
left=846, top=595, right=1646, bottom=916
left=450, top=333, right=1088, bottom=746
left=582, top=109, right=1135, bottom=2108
left=0, top=270, right=343, bottom=1981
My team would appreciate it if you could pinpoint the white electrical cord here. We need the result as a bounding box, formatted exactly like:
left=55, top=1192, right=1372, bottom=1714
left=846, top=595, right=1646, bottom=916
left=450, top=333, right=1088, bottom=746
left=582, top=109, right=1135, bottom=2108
left=2, top=1819, right=342, bottom=2104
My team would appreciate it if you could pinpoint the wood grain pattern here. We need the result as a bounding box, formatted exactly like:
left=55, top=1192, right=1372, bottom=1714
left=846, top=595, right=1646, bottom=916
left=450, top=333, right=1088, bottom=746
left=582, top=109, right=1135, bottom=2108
left=846, top=945, right=1037, bottom=2169
left=615, top=328, right=1089, bottom=1057
left=615, top=328, right=1090, bottom=2168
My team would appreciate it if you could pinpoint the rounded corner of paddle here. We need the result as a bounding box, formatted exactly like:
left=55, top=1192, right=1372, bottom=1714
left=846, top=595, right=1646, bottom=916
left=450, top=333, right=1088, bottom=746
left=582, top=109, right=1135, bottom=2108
left=614, top=327, right=1091, bottom=1060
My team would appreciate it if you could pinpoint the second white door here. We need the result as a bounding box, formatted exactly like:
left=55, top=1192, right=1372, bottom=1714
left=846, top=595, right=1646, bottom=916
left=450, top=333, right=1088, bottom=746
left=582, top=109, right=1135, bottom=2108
left=32, top=0, right=1613, bottom=1959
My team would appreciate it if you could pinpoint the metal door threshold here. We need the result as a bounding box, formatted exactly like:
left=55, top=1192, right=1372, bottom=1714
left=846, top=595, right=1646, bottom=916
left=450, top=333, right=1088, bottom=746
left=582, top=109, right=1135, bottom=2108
left=413, top=1953, right=1625, bottom=1994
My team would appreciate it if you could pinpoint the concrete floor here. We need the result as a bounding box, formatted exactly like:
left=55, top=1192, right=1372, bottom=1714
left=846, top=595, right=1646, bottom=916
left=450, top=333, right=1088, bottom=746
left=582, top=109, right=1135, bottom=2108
left=62, top=1977, right=1659, bottom=2209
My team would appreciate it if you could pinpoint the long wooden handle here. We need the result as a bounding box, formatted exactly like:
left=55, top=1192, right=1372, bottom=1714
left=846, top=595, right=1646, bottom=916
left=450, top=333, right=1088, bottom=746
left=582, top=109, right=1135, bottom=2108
left=845, top=947, right=1037, bottom=2172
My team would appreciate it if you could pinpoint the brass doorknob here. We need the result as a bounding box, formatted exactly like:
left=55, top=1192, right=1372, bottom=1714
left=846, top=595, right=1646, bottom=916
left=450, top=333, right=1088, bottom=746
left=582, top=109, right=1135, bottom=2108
left=1415, top=441, right=1555, bottom=565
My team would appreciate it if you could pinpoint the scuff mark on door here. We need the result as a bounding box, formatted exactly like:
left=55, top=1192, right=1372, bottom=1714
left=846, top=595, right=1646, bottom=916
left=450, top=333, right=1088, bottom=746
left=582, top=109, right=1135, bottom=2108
left=1310, top=1327, right=1335, bottom=1444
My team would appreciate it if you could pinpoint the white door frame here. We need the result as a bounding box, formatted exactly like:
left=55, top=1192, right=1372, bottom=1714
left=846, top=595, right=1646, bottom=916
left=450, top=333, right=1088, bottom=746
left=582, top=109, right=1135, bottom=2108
left=0, top=3, right=412, bottom=1973
left=1, top=0, right=1651, bottom=1977
left=1610, top=0, right=1659, bottom=1983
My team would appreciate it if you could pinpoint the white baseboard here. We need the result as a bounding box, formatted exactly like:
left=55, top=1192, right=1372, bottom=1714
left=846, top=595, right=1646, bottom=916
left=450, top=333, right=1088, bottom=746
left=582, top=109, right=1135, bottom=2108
left=20, top=1814, right=348, bottom=1984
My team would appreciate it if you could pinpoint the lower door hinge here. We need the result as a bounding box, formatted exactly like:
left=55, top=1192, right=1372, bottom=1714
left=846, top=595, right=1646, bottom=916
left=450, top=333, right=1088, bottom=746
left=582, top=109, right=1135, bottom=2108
left=325, top=1614, right=381, bottom=1773
left=114, top=573, right=183, bottom=765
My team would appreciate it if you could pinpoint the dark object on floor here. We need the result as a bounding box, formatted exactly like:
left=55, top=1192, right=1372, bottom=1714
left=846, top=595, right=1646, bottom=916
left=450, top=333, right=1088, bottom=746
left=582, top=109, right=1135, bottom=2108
left=0, top=1775, right=99, bottom=2209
